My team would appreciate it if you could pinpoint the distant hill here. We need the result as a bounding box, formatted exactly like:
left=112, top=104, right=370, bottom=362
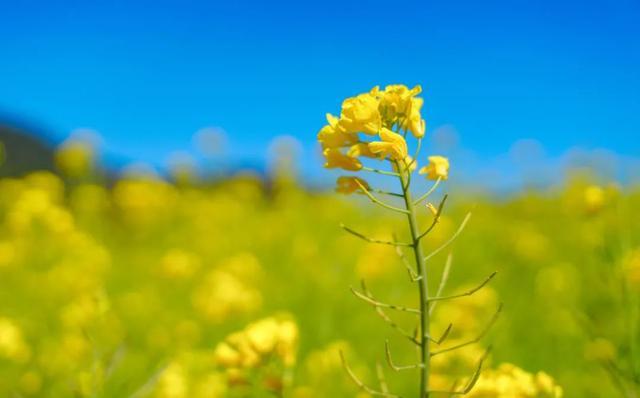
left=0, top=122, right=56, bottom=177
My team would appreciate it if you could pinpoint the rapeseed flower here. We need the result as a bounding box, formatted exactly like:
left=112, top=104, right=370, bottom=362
left=317, top=114, right=358, bottom=149
left=322, top=148, right=362, bottom=171
left=368, top=128, right=408, bottom=160
left=339, top=88, right=382, bottom=135
left=467, top=363, right=563, bottom=398
left=335, top=176, right=369, bottom=195
left=419, top=155, right=449, bottom=180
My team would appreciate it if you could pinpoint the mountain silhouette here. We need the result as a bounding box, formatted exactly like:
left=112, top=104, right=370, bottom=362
left=0, top=119, right=56, bottom=177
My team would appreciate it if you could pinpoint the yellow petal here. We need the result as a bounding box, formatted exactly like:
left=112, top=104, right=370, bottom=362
left=419, top=156, right=449, bottom=180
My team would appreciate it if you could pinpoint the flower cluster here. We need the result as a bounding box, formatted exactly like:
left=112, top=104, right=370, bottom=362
left=466, top=363, right=563, bottom=398
left=317, top=84, right=448, bottom=193
left=213, top=316, right=299, bottom=392
left=0, top=317, right=31, bottom=363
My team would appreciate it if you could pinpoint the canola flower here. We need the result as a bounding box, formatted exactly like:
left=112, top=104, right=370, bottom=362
left=318, top=84, right=498, bottom=398
left=54, top=138, right=96, bottom=179
left=466, top=363, right=563, bottom=398
left=213, top=315, right=299, bottom=395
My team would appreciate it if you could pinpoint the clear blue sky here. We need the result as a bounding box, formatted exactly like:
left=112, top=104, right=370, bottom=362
left=1, top=0, right=639, bottom=181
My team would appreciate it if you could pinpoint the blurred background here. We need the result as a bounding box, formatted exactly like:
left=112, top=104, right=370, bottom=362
left=0, top=1, right=639, bottom=397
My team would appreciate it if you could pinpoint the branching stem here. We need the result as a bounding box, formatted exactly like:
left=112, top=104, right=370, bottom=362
left=362, top=166, right=401, bottom=177
left=355, top=179, right=410, bottom=214
left=341, top=224, right=412, bottom=247
left=427, top=271, right=497, bottom=303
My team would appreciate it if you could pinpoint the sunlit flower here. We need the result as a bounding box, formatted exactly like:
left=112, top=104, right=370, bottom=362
left=347, top=143, right=378, bottom=159
left=403, top=97, right=426, bottom=138
left=368, top=128, right=408, bottom=160
left=583, top=185, right=605, bottom=213
left=419, top=156, right=449, bottom=180
left=192, top=269, right=262, bottom=323
left=467, top=363, right=563, bottom=398
left=55, top=139, right=95, bottom=178
left=335, top=176, right=369, bottom=195
left=0, top=318, right=31, bottom=363
left=379, top=84, right=421, bottom=118
left=155, top=361, right=188, bottom=398
left=317, top=114, right=359, bottom=149
left=322, top=148, right=362, bottom=171
left=339, top=88, right=382, bottom=135
left=213, top=315, right=299, bottom=391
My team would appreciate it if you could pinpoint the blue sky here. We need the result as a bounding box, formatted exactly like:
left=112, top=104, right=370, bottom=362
left=1, top=0, right=639, bottom=184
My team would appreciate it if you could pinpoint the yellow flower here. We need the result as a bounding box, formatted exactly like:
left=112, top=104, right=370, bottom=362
left=317, top=114, right=358, bottom=149
left=467, top=363, right=563, bottom=398
left=0, top=318, right=31, bottom=363
left=55, top=139, right=95, bottom=178
left=322, top=149, right=362, bottom=171
left=214, top=342, right=242, bottom=367
left=335, top=176, right=369, bottom=195
left=213, top=316, right=299, bottom=372
left=368, top=128, right=408, bottom=160
left=403, top=97, right=426, bottom=138
left=583, top=185, right=605, bottom=213
left=380, top=84, right=422, bottom=120
left=339, top=88, right=382, bottom=135
left=347, top=143, right=377, bottom=158
left=419, top=156, right=449, bottom=180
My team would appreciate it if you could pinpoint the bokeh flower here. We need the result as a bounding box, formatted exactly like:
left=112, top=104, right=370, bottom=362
left=419, top=155, right=449, bottom=180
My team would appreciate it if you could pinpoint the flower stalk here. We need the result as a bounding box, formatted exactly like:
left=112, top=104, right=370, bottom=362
left=397, top=161, right=432, bottom=398
left=319, top=84, right=498, bottom=398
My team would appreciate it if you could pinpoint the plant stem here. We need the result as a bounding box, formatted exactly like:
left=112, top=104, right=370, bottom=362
left=397, top=163, right=431, bottom=398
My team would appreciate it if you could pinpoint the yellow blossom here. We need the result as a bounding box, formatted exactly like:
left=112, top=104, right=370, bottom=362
left=154, top=361, right=188, bottom=398
left=317, top=114, right=359, bottom=149
left=584, top=185, right=605, bottom=213
left=160, top=249, right=200, bottom=279
left=419, top=156, right=449, bottom=180
left=213, top=315, right=299, bottom=372
left=403, top=97, right=426, bottom=138
left=246, top=318, right=280, bottom=354
left=335, top=176, right=369, bottom=195
left=55, top=139, right=95, bottom=178
left=368, top=128, right=408, bottom=160
left=339, top=88, right=382, bottom=135
left=379, top=84, right=422, bottom=120
left=467, top=363, right=563, bottom=398
left=213, top=342, right=242, bottom=367
left=347, top=143, right=378, bottom=158
left=322, top=148, right=362, bottom=171
left=0, top=318, right=31, bottom=363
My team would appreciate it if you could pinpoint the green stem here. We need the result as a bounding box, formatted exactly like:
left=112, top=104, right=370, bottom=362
left=397, top=161, right=431, bottom=398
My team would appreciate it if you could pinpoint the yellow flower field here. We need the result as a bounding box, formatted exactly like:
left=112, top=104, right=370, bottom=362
left=0, top=86, right=637, bottom=398
left=0, top=165, right=637, bottom=397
